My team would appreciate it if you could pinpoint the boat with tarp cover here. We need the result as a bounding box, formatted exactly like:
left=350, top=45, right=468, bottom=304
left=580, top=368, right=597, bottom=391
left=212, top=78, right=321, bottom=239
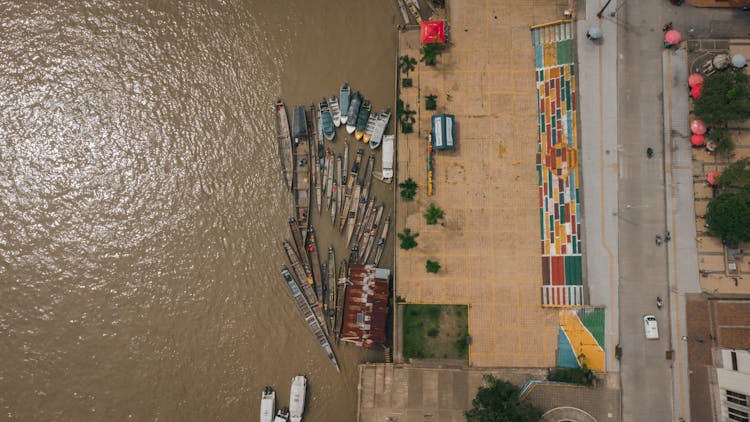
left=280, top=267, right=340, bottom=372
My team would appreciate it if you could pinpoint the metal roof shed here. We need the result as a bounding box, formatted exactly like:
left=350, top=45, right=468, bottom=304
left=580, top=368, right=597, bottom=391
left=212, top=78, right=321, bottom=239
left=431, top=114, right=456, bottom=150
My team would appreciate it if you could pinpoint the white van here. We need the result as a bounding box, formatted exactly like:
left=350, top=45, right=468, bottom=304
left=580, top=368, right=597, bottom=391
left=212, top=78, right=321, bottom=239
left=643, top=315, right=659, bottom=340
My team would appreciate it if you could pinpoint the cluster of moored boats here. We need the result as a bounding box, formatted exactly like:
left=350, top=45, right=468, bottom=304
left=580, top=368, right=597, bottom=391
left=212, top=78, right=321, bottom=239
left=316, top=83, right=392, bottom=149
left=260, top=375, right=307, bottom=422
left=273, top=84, right=394, bottom=376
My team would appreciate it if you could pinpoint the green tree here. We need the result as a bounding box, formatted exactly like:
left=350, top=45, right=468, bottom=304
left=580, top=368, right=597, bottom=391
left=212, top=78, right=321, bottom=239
left=706, top=187, right=750, bottom=244
left=420, top=42, right=444, bottom=66
left=426, top=260, right=441, bottom=273
left=694, top=71, right=750, bottom=126
left=425, top=94, right=437, bottom=110
left=424, top=203, right=445, bottom=224
left=399, top=178, right=418, bottom=200
left=399, top=55, right=417, bottom=76
left=718, top=157, right=750, bottom=192
left=708, top=127, right=735, bottom=156
left=398, top=228, right=419, bottom=250
left=465, top=375, right=543, bottom=422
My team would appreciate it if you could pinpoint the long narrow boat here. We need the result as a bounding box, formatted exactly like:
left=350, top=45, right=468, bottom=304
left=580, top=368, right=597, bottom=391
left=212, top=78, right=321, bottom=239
left=361, top=205, right=384, bottom=263
left=313, top=150, right=322, bottom=215
left=315, top=105, right=324, bottom=160
left=368, top=108, right=391, bottom=150
left=342, top=141, right=349, bottom=186
left=334, top=260, right=348, bottom=341
left=288, top=218, right=306, bottom=262
left=354, top=199, right=376, bottom=257
left=328, top=96, right=341, bottom=128
left=338, top=187, right=352, bottom=232
left=361, top=111, right=378, bottom=144
left=307, top=227, right=324, bottom=302
left=326, top=247, right=336, bottom=330
left=280, top=267, right=340, bottom=372
left=347, top=148, right=364, bottom=191
left=353, top=100, right=372, bottom=141
left=396, top=0, right=410, bottom=24
left=282, top=242, right=328, bottom=335
left=336, top=156, right=342, bottom=214
left=407, top=0, right=422, bottom=23
left=372, top=215, right=391, bottom=266
left=345, top=91, right=362, bottom=134
left=319, top=99, right=336, bottom=141
left=275, top=100, right=294, bottom=191
left=330, top=181, right=337, bottom=225
left=339, top=84, right=351, bottom=125
left=292, top=106, right=311, bottom=235
left=361, top=155, right=375, bottom=201
left=345, top=185, right=362, bottom=245
left=325, top=153, right=334, bottom=210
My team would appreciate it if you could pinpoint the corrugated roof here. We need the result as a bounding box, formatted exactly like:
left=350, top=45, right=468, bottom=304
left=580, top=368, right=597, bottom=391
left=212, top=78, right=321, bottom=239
left=340, top=264, right=391, bottom=348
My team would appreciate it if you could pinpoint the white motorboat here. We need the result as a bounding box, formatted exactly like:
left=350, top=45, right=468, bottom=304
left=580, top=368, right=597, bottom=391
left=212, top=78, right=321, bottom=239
left=273, top=407, right=290, bottom=422
left=374, top=134, right=394, bottom=184
left=327, top=96, right=341, bottom=128
left=289, top=375, right=307, bottom=422
left=260, top=386, right=276, bottom=422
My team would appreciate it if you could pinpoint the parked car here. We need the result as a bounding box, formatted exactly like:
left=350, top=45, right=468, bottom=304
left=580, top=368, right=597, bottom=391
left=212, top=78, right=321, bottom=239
left=643, top=315, right=659, bottom=340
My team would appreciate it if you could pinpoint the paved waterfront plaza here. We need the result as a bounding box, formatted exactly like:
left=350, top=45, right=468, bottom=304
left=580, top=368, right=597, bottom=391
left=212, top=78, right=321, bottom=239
left=395, top=0, right=566, bottom=368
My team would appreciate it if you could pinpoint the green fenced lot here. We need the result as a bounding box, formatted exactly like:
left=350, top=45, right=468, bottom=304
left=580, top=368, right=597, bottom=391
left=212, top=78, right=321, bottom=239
left=403, top=304, right=469, bottom=360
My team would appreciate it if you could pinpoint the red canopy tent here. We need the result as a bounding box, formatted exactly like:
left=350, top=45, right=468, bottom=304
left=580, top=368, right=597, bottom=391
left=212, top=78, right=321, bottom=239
left=420, top=20, right=446, bottom=44
left=688, top=73, right=704, bottom=87
left=691, top=84, right=702, bottom=99
left=691, top=119, right=707, bottom=135
left=691, top=134, right=705, bottom=146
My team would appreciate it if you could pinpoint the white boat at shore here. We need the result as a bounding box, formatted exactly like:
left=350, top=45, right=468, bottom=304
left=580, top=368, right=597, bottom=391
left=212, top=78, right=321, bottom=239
left=327, top=96, right=341, bottom=128
left=340, top=83, right=351, bottom=125
left=374, top=134, right=394, bottom=184
left=368, top=108, right=391, bottom=149
left=289, top=375, right=307, bottom=422
left=260, top=386, right=276, bottom=422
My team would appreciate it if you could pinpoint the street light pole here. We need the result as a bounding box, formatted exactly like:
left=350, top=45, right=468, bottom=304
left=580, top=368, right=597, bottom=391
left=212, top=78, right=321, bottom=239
left=597, top=0, right=615, bottom=18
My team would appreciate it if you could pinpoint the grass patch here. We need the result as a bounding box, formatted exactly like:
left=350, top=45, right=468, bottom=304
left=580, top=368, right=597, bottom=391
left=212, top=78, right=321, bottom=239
left=403, top=304, right=469, bottom=360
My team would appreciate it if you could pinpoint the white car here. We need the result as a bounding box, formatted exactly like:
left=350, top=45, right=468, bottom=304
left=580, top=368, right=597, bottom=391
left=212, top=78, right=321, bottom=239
left=643, top=315, right=659, bottom=340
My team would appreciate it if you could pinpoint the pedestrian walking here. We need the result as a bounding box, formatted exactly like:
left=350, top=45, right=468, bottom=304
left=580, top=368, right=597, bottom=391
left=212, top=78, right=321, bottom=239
left=662, top=22, right=673, bottom=32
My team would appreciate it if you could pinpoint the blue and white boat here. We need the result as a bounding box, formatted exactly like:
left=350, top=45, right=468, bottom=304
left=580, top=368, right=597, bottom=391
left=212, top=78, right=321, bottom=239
left=319, top=99, right=335, bottom=141
left=339, top=84, right=351, bottom=125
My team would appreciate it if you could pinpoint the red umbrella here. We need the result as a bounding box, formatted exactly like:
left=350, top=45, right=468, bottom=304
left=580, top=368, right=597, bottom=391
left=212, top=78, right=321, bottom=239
left=691, top=120, right=707, bottom=135
left=707, top=171, right=719, bottom=185
left=665, top=30, right=681, bottom=45
left=691, top=134, right=705, bottom=146
left=688, top=73, right=704, bottom=87
left=691, top=84, right=702, bottom=99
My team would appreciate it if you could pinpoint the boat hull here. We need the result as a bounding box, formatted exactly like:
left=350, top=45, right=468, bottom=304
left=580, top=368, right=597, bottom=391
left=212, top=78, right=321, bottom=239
left=345, top=124, right=356, bottom=134
left=261, top=388, right=276, bottom=422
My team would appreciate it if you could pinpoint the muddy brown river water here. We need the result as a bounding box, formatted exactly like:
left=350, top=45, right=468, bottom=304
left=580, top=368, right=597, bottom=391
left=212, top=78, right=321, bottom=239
left=0, top=1, right=398, bottom=420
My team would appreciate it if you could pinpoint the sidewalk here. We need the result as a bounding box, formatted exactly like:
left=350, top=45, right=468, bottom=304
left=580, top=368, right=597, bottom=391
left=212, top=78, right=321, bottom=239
left=576, top=0, right=620, bottom=373
left=662, top=45, right=702, bottom=422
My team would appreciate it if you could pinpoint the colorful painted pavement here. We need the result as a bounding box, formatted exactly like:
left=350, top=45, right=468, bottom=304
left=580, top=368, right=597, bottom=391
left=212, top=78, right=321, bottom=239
left=557, top=308, right=606, bottom=371
left=531, top=21, right=584, bottom=306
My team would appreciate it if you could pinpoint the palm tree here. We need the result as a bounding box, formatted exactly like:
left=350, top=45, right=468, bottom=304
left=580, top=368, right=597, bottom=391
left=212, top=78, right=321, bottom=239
left=424, top=203, right=445, bottom=224
left=398, top=228, right=419, bottom=250
left=399, top=55, right=417, bottom=76
left=420, top=42, right=444, bottom=66
left=399, top=178, right=418, bottom=200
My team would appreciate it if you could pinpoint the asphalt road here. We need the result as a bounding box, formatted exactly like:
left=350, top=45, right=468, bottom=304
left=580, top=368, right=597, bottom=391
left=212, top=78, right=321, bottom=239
left=614, top=2, right=749, bottom=421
